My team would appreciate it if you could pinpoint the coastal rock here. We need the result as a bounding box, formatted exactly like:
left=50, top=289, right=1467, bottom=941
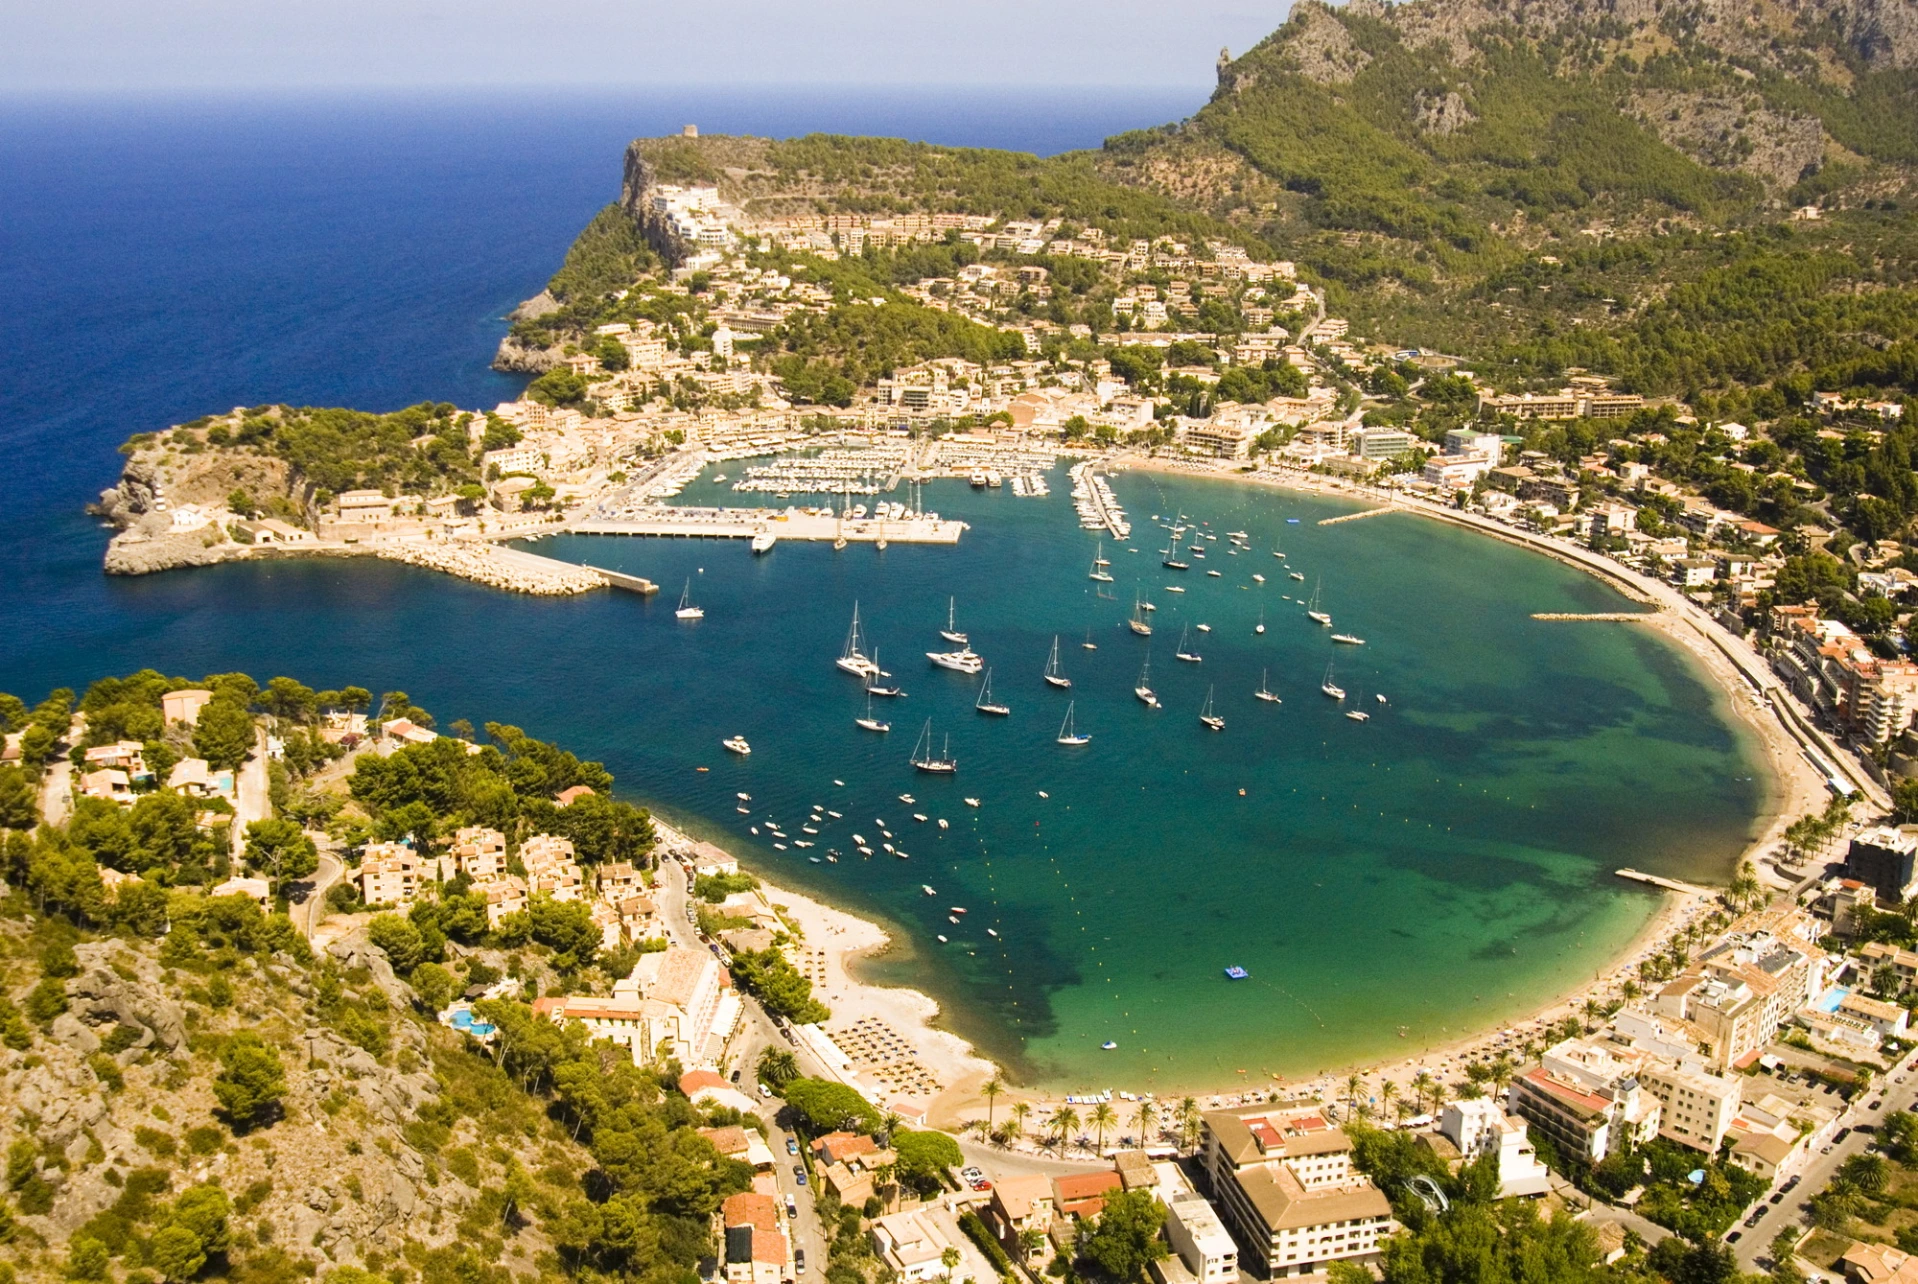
left=93, top=458, right=162, bottom=528
left=491, top=331, right=566, bottom=374
left=103, top=524, right=236, bottom=576
left=509, top=288, right=560, bottom=322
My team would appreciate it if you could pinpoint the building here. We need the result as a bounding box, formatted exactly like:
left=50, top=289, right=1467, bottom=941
left=1199, top=1105, right=1395, bottom=1278
left=522, top=833, right=585, bottom=900
left=451, top=826, right=506, bottom=880
left=358, top=842, right=428, bottom=907
left=1654, top=922, right=1824, bottom=1070
left=681, top=1068, right=760, bottom=1114
left=1349, top=427, right=1416, bottom=462
left=1164, top=1194, right=1239, bottom=1284
left=719, top=1192, right=788, bottom=1284
left=1506, top=1040, right=1661, bottom=1164
left=483, top=875, right=528, bottom=927
left=533, top=945, right=728, bottom=1066
left=870, top=1210, right=968, bottom=1284
left=162, top=689, right=213, bottom=726
left=1437, top=1099, right=1551, bottom=1197
left=1638, top=1059, right=1743, bottom=1153
left=1054, top=1171, right=1123, bottom=1220
left=987, top=1175, right=1057, bottom=1263
left=1847, top=826, right=1918, bottom=902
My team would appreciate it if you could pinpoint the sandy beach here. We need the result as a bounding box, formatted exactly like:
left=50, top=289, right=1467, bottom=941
left=670, top=455, right=1842, bottom=1144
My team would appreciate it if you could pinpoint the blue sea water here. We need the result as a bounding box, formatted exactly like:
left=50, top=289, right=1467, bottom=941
left=0, top=89, right=1771, bottom=1089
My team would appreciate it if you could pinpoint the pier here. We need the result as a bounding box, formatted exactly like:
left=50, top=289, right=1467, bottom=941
left=1317, top=506, right=1399, bottom=527
left=1615, top=868, right=1717, bottom=897
left=1530, top=612, right=1659, bottom=622
left=567, top=506, right=966, bottom=545
left=583, top=566, right=659, bottom=594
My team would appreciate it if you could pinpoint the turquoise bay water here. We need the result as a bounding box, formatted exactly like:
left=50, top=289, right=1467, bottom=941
left=536, top=465, right=1768, bottom=1090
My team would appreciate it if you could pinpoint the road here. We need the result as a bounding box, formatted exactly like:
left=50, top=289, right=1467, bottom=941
left=1733, top=1048, right=1918, bottom=1272
left=293, top=848, right=343, bottom=938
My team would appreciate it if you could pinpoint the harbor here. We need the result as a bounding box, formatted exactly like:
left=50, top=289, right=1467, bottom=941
left=567, top=504, right=967, bottom=544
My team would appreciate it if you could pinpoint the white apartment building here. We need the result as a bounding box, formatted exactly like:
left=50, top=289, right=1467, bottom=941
left=451, top=825, right=506, bottom=880
left=1438, top=1099, right=1551, bottom=1198
left=1165, top=1193, right=1240, bottom=1283
left=533, top=944, right=728, bottom=1066
left=870, top=1210, right=968, bottom=1284
left=1507, top=1039, right=1662, bottom=1164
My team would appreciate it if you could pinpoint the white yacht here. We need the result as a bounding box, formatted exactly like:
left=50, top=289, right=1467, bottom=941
left=722, top=735, right=751, bottom=755
left=928, top=647, right=984, bottom=675
left=836, top=602, right=880, bottom=677
left=1056, top=702, right=1091, bottom=746
left=674, top=579, right=704, bottom=620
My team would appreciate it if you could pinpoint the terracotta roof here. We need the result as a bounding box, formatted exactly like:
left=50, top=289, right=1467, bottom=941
left=701, top=1126, right=751, bottom=1157
left=1233, top=1164, right=1392, bottom=1232
left=680, top=1069, right=729, bottom=1096
left=723, top=1191, right=780, bottom=1233
left=993, top=1174, right=1054, bottom=1220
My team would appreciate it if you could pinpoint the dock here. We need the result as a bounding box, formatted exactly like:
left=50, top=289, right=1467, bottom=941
left=567, top=506, right=966, bottom=545
left=1615, top=868, right=1717, bottom=897
left=1317, top=506, right=1398, bottom=526
left=583, top=566, right=659, bottom=594
left=1530, top=612, right=1659, bottom=622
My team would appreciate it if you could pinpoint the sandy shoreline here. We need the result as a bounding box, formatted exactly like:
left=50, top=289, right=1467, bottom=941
left=665, top=456, right=1834, bottom=1140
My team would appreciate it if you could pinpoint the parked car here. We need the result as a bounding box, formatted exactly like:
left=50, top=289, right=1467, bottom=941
left=795, top=1250, right=806, bottom=1276
left=1726, top=1231, right=1743, bottom=1245
left=787, top=1138, right=799, bottom=1155
left=759, top=1083, right=772, bottom=1099
left=785, top=1194, right=797, bottom=1219
left=794, top=1165, right=807, bottom=1186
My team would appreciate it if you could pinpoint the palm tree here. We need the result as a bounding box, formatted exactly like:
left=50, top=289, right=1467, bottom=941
left=875, top=1161, right=898, bottom=1213
left=757, top=1047, right=798, bottom=1089
left=1011, top=1101, right=1033, bottom=1144
left=1133, top=1099, right=1158, bottom=1148
left=1345, top=1072, right=1366, bottom=1119
left=1054, top=1106, right=1080, bottom=1154
left=1489, top=1053, right=1516, bottom=1098
left=1089, top=1102, right=1117, bottom=1155
left=982, top=1077, right=1004, bottom=1133
left=1379, top=1079, right=1398, bottom=1119
left=941, top=1247, right=961, bottom=1283
left=1411, top=1071, right=1438, bottom=1115
left=1178, top=1097, right=1201, bottom=1152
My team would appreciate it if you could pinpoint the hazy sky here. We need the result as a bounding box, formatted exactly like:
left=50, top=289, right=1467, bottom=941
left=5, top=1, right=1290, bottom=94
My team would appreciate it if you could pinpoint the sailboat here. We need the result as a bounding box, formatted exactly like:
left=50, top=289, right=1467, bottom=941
left=1306, top=578, right=1332, bottom=626
left=1345, top=690, right=1371, bottom=722
left=1134, top=655, right=1161, bottom=708
left=1082, top=628, right=1098, bottom=651
left=1175, top=624, right=1202, bottom=663
left=1057, top=702, right=1091, bottom=745
left=1162, top=534, right=1190, bottom=571
left=974, top=669, right=1010, bottom=716
left=855, top=691, right=891, bottom=733
left=909, top=720, right=957, bottom=774
left=1089, top=539, right=1114, bottom=583
left=837, top=602, right=879, bottom=676
left=1256, top=605, right=1266, bottom=635
left=940, top=597, right=968, bottom=645
left=674, top=579, right=704, bottom=620
left=1199, top=686, right=1225, bottom=731
left=1044, top=636, right=1072, bottom=689
left=865, top=648, right=903, bottom=698
left=1128, top=591, right=1153, bottom=636
left=1256, top=669, right=1281, bottom=703
left=1321, top=661, right=1346, bottom=699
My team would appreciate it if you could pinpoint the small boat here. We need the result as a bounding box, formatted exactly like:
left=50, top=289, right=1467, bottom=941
left=750, top=530, right=777, bottom=554
left=674, top=579, right=705, bottom=620
left=1224, top=966, right=1249, bottom=980
left=736, top=806, right=750, bottom=814
left=987, top=928, right=999, bottom=937
left=751, top=827, right=759, bottom=835
left=1057, top=702, right=1091, bottom=746
left=1082, top=629, right=1098, bottom=651
left=1196, top=623, right=1211, bottom=632
left=809, top=855, right=821, bottom=863
left=737, top=792, right=751, bottom=800
left=855, top=691, right=891, bottom=733
left=974, top=669, right=1010, bottom=716
left=898, top=793, right=915, bottom=804
left=723, top=735, right=751, bottom=755
left=1043, top=636, right=1072, bottom=689
left=1101, top=1040, right=1118, bottom=1050
left=796, top=840, right=814, bottom=848
left=1163, top=585, right=1185, bottom=594
left=949, top=916, right=960, bottom=924
left=1199, top=686, right=1224, bottom=731
left=1331, top=634, right=1365, bottom=646
left=937, top=818, right=949, bottom=829
left=833, top=780, right=844, bottom=786
left=951, top=907, right=967, bottom=915
left=1228, top=531, right=1248, bottom=540
left=1128, top=592, right=1153, bottom=637
left=1346, top=698, right=1372, bottom=723
left=858, top=846, right=873, bottom=856
left=1207, top=569, right=1222, bottom=577
left=928, top=648, right=984, bottom=674
left=1321, top=662, right=1346, bottom=700
left=937, top=935, right=948, bottom=943
left=1287, top=518, right=1301, bottom=524
left=1256, top=669, right=1281, bottom=704
left=774, top=842, right=787, bottom=850
left=939, top=596, right=968, bottom=645
left=852, top=833, right=866, bottom=844
left=1089, top=540, right=1114, bottom=583
left=1134, top=655, right=1161, bottom=709
left=1256, top=605, right=1266, bottom=635
left=826, top=852, right=838, bottom=863
left=910, top=720, right=957, bottom=774
left=1289, top=571, right=1305, bottom=581
left=964, top=797, right=980, bottom=808
left=913, top=813, right=928, bottom=822
left=1377, top=693, right=1388, bottom=704
left=712, top=472, right=727, bottom=482
left=1175, top=625, right=1202, bottom=663
left=828, top=809, right=842, bottom=818
left=883, top=843, right=895, bottom=854
left=923, top=885, right=937, bottom=896
left=1038, top=790, right=1049, bottom=798
left=1253, top=573, right=1265, bottom=583
left=1306, top=578, right=1332, bottom=627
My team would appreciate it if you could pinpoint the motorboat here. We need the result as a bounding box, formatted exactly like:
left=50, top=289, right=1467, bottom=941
left=723, top=735, right=751, bottom=754
left=1331, top=634, right=1365, bottom=646
left=928, top=648, right=984, bottom=674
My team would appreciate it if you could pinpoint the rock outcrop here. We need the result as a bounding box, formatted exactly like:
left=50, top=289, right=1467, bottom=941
left=491, top=329, right=566, bottom=374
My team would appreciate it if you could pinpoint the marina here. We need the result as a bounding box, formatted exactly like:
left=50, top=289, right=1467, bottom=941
left=568, top=505, right=966, bottom=544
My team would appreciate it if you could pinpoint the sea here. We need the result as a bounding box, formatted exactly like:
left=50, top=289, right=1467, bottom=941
left=0, top=89, right=1771, bottom=1091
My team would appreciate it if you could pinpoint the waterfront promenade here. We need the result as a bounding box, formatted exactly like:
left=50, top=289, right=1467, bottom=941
left=566, top=506, right=966, bottom=545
